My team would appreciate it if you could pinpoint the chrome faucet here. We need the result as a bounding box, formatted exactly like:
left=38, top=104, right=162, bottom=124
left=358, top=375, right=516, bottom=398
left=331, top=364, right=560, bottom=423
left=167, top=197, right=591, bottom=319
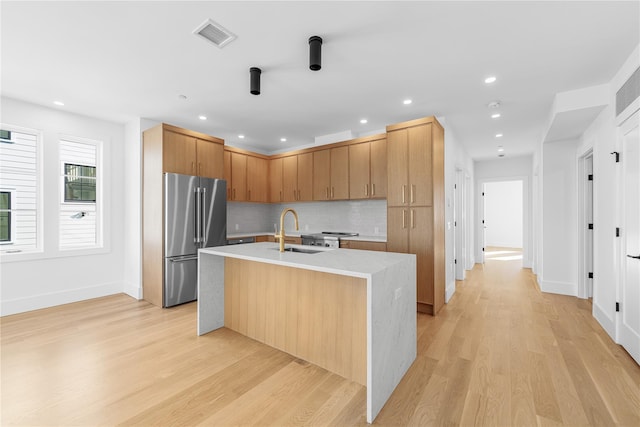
left=275, top=208, right=299, bottom=252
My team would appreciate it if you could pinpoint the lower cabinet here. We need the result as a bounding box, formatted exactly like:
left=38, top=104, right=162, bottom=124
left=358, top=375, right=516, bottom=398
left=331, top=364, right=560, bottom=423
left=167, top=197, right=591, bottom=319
left=266, top=235, right=302, bottom=245
left=387, top=206, right=438, bottom=313
left=340, top=240, right=387, bottom=251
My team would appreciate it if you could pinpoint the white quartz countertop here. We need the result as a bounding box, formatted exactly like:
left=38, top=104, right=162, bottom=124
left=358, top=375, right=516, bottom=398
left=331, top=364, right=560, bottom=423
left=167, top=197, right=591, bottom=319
left=200, top=242, right=409, bottom=278
left=226, top=231, right=386, bottom=242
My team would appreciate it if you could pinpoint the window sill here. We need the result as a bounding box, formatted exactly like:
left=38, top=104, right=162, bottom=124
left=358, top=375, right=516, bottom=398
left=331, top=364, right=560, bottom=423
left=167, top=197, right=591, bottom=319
left=0, top=246, right=108, bottom=263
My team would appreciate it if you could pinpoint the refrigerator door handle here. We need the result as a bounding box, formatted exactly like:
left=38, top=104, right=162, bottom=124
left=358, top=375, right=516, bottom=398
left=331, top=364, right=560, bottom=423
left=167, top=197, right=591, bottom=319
left=169, top=255, right=199, bottom=262
left=194, top=187, right=201, bottom=244
left=201, top=187, right=207, bottom=247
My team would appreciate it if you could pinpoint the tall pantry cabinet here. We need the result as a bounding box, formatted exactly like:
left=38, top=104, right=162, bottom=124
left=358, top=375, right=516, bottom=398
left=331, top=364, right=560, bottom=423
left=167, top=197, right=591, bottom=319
left=386, top=116, right=445, bottom=314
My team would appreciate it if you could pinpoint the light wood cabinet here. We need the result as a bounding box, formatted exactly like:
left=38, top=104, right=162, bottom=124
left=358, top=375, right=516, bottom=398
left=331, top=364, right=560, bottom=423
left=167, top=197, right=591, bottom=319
left=225, top=148, right=269, bottom=203
left=161, top=127, right=223, bottom=179
left=340, top=240, right=387, bottom=251
left=271, top=153, right=313, bottom=202
left=142, top=123, right=225, bottom=307
left=313, top=146, right=349, bottom=200
left=230, top=152, right=247, bottom=201
left=387, top=126, right=432, bottom=207
left=386, top=116, right=444, bottom=314
left=246, top=156, right=268, bottom=202
left=269, top=158, right=284, bottom=203
left=349, top=136, right=387, bottom=199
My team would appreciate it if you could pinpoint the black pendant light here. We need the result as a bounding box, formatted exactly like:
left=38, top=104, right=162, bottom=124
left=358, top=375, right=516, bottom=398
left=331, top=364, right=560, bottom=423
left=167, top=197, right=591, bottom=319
left=250, top=67, right=261, bottom=95
left=309, top=36, right=322, bottom=71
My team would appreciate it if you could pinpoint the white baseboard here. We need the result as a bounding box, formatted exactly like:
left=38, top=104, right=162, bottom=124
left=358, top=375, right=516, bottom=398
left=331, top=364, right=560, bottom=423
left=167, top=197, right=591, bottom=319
left=0, top=282, right=121, bottom=317
left=445, top=280, right=456, bottom=303
left=593, top=300, right=616, bottom=340
left=538, top=279, right=576, bottom=296
left=123, top=282, right=143, bottom=300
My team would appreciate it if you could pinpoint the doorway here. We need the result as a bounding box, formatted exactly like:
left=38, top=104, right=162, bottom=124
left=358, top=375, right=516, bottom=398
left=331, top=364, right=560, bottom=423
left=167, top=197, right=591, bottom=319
left=618, top=110, right=640, bottom=365
left=578, top=150, right=594, bottom=299
left=479, top=179, right=525, bottom=266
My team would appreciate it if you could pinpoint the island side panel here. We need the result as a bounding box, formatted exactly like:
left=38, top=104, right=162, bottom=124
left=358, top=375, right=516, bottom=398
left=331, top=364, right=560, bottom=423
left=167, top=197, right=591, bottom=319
left=367, top=255, right=417, bottom=423
left=197, top=253, right=225, bottom=335
left=224, top=257, right=367, bottom=386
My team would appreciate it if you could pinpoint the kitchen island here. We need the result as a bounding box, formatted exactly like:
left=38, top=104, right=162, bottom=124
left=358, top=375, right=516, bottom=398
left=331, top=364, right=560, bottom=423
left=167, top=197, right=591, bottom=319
left=197, top=242, right=416, bottom=423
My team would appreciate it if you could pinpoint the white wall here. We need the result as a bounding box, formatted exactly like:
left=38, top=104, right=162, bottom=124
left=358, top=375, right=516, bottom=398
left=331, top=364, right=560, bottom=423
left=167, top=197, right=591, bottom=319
left=0, top=97, right=126, bottom=316
left=577, top=45, right=640, bottom=338
left=484, top=180, right=523, bottom=248
left=539, top=139, right=578, bottom=295
left=474, top=155, right=533, bottom=267
left=439, top=117, right=474, bottom=303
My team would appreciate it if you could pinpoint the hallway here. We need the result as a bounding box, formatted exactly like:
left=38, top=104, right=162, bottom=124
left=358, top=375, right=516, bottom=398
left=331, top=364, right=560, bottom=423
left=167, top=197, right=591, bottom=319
left=1, top=253, right=639, bottom=426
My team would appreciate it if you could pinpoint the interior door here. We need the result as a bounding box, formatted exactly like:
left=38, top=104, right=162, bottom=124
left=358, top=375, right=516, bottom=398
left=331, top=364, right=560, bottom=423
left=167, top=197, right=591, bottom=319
left=619, top=112, right=640, bottom=365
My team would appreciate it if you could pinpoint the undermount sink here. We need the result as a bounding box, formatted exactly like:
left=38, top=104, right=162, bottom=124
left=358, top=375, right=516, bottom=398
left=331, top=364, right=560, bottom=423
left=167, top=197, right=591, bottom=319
left=280, top=246, right=324, bottom=254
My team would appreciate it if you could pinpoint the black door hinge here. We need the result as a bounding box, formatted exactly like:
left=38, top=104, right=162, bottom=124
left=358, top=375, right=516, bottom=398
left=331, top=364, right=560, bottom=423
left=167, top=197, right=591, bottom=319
left=454, top=259, right=457, bottom=264
left=616, top=302, right=620, bottom=312
left=482, top=247, right=485, bottom=252
left=588, top=174, right=593, bottom=181
left=611, top=151, right=620, bottom=163
left=588, top=223, right=593, bottom=230
left=454, top=184, right=457, bottom=189
left=616, top=227, right=620, bottom=237
left=588, top=272, right=594, bottom=279
left=454, top=221, right=457, bottom=226
left=482, top=220, right=485, bottom=224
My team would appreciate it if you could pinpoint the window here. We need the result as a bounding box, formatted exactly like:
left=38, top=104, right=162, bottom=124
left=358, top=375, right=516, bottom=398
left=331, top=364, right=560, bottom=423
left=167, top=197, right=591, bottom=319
left=0, top=190, right=15, bottom=243
left=64, top=163, right=96, bottom=202
left=0, top=126, right=40, bottom=253
left=59, top=137, right=101, bottom=249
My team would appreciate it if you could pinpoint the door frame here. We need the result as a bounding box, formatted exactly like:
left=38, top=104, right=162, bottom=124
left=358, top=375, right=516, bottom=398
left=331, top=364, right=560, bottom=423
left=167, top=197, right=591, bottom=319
left=577, top=149, right=594, bottom=299
left=616, top=109, right=640, bottom=364
left=477, top=176, right=530, bottom=266
left=454, top=168, right=466, bottom=280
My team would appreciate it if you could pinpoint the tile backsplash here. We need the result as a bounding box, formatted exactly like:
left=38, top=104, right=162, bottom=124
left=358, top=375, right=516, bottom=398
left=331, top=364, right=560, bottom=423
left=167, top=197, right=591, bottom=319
left=227, top=199, right=387, bottom=236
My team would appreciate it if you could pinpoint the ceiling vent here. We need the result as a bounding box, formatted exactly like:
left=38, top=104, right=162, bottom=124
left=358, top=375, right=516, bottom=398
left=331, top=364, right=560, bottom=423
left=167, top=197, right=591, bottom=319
left=193, top=19, right=236, bottom=49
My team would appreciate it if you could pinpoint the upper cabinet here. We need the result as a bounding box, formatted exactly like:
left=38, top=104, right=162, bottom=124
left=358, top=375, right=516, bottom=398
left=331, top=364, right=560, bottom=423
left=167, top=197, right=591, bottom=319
left=161, top=125, right=223, bottom=179
left=387, top=125, right=432, bottom=207
left=271, top=153, right=313, bottom=202
left=313, top=146, right=349, bottom=200
left=349, top=135, right=387, bottom=199
left=225, top=147, right=269, bottom=203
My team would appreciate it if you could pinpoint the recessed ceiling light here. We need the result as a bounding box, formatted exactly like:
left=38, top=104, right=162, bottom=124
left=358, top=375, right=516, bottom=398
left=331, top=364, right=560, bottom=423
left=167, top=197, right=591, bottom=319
left=53, top=101, right=64, bottom=106
left=280, top=138, right=287, bottom=142
left=497, top=146, right=505, bottom=152
left=403, top=99, right=412, bottom=105
left=198, top=115, right=207, bottom=120
left=491, top=113, right=501, bottom=119
left=495, top=133, right=503, bottom=138
left=238, top=134, right=245, bottom=139
left=484, top=76, right=497, bottom=84
left=360, top=119, right=368, bottom=124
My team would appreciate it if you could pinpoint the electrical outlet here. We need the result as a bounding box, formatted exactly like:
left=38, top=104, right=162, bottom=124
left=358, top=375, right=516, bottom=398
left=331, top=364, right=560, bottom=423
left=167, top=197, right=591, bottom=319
left=394, top=287, right=402, bottom=300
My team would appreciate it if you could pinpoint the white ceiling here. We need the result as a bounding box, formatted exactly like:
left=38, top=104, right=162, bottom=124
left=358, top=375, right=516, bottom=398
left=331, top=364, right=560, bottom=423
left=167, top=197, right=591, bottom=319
left=1, top=1, right=638, bottom=159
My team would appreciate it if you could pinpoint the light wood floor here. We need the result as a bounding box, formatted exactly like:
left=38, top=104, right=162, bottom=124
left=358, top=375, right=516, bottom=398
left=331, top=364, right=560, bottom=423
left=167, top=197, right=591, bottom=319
left=2, top=250, right=639, bottom=426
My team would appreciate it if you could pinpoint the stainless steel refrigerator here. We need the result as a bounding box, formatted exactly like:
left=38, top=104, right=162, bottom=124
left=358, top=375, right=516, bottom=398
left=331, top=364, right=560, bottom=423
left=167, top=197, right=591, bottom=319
left=164, top=173, right=227, bottom=307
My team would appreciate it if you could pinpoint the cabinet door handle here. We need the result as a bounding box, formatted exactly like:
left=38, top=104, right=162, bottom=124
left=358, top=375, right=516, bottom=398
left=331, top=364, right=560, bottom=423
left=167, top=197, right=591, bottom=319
left=364, top=184, right=369, bottom=196
left=372, top=183, right=375, bottom=196
left=298, top=189, right=301, bottom=200
left=293, top=190, right=297, bottom=200
left=402, top=185, right=406, bottom=204
left=248, top=189, right=251, bottom=201
left=402, top=210, right=407, bottom=229
left=331, top=187, right=334, bottom=199
left=199, top=162, right=202, bottom=176
left=280, top=190, right=283, bottom=201
left=233, top=188, right=236, bottom=200
left=325, top=187, right=329, bottom=199
left=411, top=209, right=415, bottom=228
left=192, top=161, right=195, bottom=174
left=411, top=185, right=415, bottom=203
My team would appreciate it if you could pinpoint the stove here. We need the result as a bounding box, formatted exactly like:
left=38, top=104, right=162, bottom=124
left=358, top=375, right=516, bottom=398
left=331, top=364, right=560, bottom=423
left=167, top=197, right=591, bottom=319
left=301, top=231, right=359, bottom=248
